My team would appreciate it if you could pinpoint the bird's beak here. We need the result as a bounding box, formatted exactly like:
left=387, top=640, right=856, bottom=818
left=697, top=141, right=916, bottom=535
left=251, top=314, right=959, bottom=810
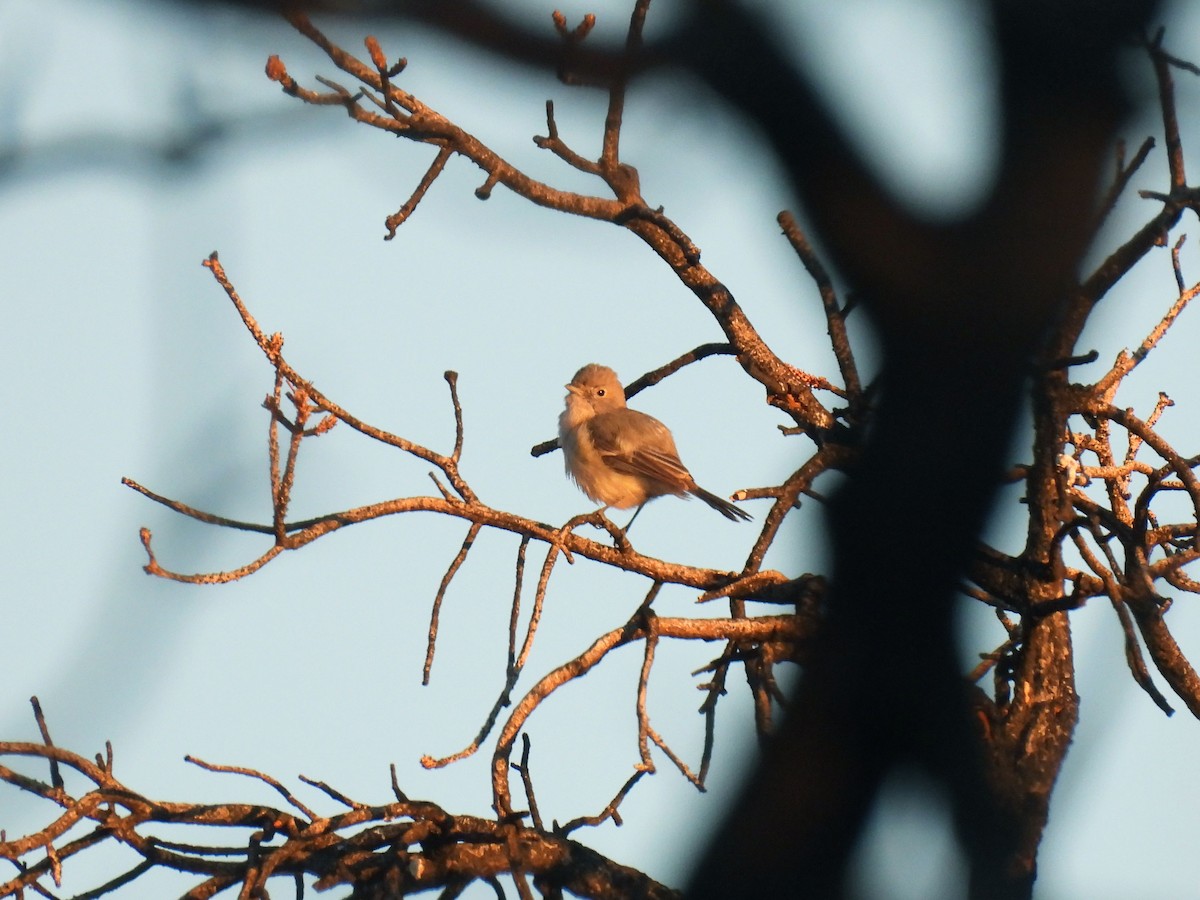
left=565, top=383, right=582, bottom=395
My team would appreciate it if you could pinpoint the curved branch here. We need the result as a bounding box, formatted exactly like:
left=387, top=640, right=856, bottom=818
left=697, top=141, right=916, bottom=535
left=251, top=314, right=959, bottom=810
left=488, top=614, right=809, bottom=816
left=274, top=13, right=836, bottom=433
left=128, top=478, right=784, bottom=591
left=0, top=739, right=680, bottom=900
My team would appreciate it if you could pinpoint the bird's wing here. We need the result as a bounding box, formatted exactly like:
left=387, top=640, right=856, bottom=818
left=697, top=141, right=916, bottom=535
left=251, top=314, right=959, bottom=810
left=587, top=410, right=693, bottom=490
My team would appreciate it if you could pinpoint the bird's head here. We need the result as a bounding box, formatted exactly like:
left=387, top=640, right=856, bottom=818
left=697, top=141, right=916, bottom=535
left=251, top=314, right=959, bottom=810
left=564, top=364, right=627, bottom=418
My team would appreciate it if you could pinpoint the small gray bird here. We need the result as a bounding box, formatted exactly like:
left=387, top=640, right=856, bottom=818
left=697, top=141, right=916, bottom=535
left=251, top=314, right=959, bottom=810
left=558, top=363, right=751, bottom=524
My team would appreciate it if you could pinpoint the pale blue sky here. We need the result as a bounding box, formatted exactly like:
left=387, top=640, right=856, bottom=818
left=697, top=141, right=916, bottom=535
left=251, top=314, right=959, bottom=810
left=2, top=2, right=1199, bottom=897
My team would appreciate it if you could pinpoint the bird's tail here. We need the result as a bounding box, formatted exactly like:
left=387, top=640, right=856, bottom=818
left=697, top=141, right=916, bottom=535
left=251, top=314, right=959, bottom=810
left=692, top=487, right=752, bottom=522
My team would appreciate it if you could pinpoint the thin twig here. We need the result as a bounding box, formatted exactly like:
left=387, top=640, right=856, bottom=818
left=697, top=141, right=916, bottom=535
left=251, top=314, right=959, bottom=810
left=635, top=615, right=659, bottom=772
left=1094, top=136, right=1156, bottom=229
left=30, top=698, right=63, bottom=791
left=514, top=734, right=543, bottom=832
left=385, top=146, right=453, bottom=239
left=298, top=775, right=365, bottom=810
left=508, top=537, right=531, bottom=668
left=557, top=769, right=647, bottom=835
left=778, top=210, right=862, bottom=402
left=184, top=756, right=318, bottom=821
left=425, top=522, right=482, bottom=685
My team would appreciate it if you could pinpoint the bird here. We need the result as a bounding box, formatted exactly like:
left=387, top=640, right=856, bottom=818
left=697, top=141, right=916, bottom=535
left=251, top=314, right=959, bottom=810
left=558, top=363, right=751, bottom=526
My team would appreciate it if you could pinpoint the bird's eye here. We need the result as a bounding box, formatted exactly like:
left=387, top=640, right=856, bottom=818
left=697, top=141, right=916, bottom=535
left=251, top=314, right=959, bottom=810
left=596, top=388, right=606, bottom=397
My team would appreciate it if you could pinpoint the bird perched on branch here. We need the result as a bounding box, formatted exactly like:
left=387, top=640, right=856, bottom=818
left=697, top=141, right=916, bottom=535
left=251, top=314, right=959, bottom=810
left=558, top=363, right=751, bottom=526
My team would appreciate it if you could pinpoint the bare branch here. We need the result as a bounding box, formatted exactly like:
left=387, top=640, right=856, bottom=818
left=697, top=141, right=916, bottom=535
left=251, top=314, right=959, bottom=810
left=489, top=614, right=807, bottom=814
left=777, top=210, right=862, bottom=404
left=185, top=755, right=318, bottom=821
left=271, top=13, right=836, bottom=432
left=425, top=522, right=483, bottom=685
left=0, top=734, right=679, bottom=900
left=558, top=770, right=647, bottom=836
left=29, top=697, right=63, bottom=791
left=385, top=146, right=453, bottom=238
